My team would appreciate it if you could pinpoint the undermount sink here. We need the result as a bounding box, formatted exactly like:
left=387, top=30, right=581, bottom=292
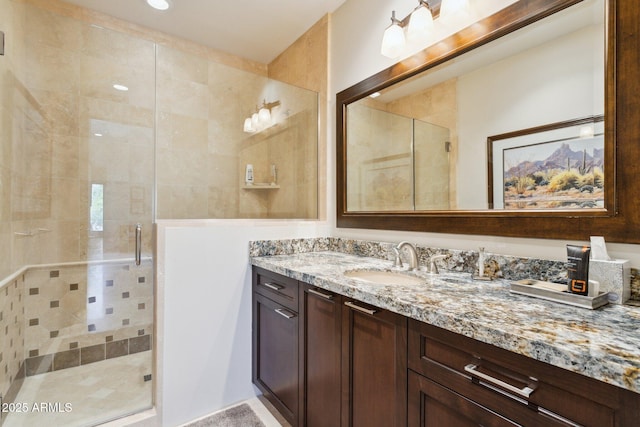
left=344, top=270, right=425, bottom=286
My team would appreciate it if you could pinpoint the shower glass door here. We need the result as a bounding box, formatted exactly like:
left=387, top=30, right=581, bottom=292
left=1, top=5, right=154, bottom=426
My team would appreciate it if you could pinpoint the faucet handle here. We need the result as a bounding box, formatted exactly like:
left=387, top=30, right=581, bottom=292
left=426, top=254, right=447, bottom=274
left=392, top=247, right=403, bottom=268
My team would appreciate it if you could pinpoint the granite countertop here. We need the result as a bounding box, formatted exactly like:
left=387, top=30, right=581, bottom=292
left=251, top=251, right=640, bottom=394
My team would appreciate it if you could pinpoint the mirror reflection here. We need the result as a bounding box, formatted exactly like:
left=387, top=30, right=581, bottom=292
left=345, top=0, right=604, bottom=212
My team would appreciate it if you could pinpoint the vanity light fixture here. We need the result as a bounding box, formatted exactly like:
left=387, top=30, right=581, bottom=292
left=243, top=100, right=281, bottom=134
left=381, top=0, right=470, bottom=58
left=146, top=0, right=170, bottom=11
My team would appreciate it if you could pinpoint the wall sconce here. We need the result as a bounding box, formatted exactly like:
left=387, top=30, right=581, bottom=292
left=381, top=0, right=470, bottom=58
left=243, top=99, right=281, bottom=133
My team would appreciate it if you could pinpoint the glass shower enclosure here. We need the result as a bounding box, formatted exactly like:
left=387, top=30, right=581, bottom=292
left=0, top=4, right=154, bottom=426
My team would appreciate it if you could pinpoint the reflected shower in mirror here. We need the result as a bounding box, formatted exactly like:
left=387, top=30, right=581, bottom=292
left=344, top=0, right=604, bottom=212
left=346, top=102, right=451, bottom=211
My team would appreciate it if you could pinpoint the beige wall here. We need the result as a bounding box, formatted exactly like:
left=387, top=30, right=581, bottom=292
left=268, top=15, right=328, bottom=220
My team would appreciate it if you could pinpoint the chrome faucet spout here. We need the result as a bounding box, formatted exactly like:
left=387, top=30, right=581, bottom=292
left=396, top=241, right=419, bottom=270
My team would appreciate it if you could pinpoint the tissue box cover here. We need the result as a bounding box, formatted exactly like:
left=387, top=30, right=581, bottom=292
left=589, top=259, right=630, bottom=304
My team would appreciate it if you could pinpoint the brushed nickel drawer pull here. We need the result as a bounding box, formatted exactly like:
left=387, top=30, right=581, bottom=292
left=263, top=282, right=284, bottom=291
left=274, top=308, right=296, bottom=319
left=464, top=364, right=536, bottom=399
left=308, top=288, right=334, bottom=300
left=344, top=301, right=377, bottom=315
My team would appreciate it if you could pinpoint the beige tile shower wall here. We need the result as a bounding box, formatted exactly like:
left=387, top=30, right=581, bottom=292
left=8, top=0, right=269, bottom=256
left=155, top=46, right=271, bottom=219
left=0, top=277, right=25, bottom=405
left=268, top=15, right=328, bottom=220
left=1, top=0, right=26, bottom=280
left=386, top=79, right=459, bottom=208
left=3, top=2, right=156, bottom=270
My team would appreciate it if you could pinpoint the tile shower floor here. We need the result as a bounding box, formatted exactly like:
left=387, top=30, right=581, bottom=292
left=2, top=351, right=152, bottom=427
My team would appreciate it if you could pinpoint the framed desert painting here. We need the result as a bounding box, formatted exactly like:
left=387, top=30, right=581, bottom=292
left=488, top=116, right=604, bottom=210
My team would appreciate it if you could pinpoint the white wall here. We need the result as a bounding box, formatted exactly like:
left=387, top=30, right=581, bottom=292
left=156, top=220, right=329, bottom=427
left=329, top=0, right=640, bottom=265
left=457, top=24, right=604, bottom=208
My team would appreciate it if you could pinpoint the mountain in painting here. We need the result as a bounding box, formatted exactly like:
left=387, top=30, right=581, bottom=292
left=505, top=143, right=603, bottom=179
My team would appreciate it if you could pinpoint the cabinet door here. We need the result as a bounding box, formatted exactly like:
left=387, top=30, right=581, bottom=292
left=299, top=284, right=342, bottom=427
left=408, top=370, right=518, bottom=427
left=341, top=299, right=407, bottom=427
left=253, top=293, right=298, bottom=425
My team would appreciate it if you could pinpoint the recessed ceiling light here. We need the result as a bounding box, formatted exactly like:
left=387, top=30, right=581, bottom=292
left=146, top=0, right=170, bottom=11
left=370, top=92, right=381, bottom=98
left=94, top=133, right=103, bottom=137
left=113, top=84, right=129, bottom=91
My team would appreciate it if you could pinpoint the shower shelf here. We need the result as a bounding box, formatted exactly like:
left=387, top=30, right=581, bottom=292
left=242, top=184, right=280, bottom=190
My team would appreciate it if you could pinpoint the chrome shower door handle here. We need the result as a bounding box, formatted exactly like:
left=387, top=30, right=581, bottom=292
left=135, top=224, right=142, bottom=266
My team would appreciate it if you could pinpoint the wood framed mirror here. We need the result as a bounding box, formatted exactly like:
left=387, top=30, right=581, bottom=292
left=337, top=0, right=640, bottom=243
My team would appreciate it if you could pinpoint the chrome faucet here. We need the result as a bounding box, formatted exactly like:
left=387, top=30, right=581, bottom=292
left=396, top=241, right=419, bottom=270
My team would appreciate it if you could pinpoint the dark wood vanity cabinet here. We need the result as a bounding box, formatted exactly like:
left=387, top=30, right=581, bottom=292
left=299, top=283, right=342, bottom=427
left=252, top=267, right=300, bottom=425
left=253, top=267, right=408, bottom=427
left=408, top=319, right=640, bottom=427
left=253, top=267, right=640, bottom=427
left=341, top=299, right=408, bottom=427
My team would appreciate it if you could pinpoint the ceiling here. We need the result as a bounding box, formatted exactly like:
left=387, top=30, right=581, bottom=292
left=63, top=0, right=347, bottom=63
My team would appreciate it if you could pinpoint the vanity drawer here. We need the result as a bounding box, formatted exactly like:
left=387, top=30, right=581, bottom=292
left=253, top=266, right=298, bottom=311
left=408, top=319, right=621, bottom=427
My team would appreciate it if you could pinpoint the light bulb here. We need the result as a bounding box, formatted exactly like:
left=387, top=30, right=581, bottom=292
left=407, top=3, right=434, bottom=42
left=243, top=118, right=254, bottom=133
left=146, top=0, right=170, bottom=11
left=251, top=112, right=260, bottom=131
left=258, top=107, right=271, bottom=127
left=381, top=11, right=406, bottom=58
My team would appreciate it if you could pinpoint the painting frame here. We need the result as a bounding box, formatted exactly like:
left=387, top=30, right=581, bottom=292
left=487, top=115, right=605, bottom=210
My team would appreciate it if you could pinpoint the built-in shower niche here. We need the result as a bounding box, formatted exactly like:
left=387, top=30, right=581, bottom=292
left=239, top=108, right=318, bottom=219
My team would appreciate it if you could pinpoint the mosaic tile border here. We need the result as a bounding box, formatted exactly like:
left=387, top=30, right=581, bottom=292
left=249, top=237, right=639, bottom=301
left=25, top=334, right=152, bottom=376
